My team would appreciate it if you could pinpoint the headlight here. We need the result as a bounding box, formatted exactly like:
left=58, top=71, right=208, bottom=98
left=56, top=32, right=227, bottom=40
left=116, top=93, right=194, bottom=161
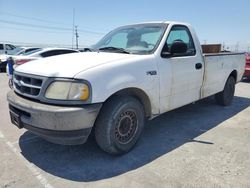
left=45, top=81, right=90, bottom=101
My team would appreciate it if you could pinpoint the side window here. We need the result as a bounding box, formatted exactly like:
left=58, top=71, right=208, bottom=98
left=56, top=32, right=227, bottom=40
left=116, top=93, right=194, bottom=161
left=6, top=44, right=15, bottom=50
left=0, top=44, right=3, bottom=50
left=164, top=25, right=196, bottom=56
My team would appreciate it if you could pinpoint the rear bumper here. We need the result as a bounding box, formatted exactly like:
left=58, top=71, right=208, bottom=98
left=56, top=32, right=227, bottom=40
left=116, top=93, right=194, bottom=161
left=244, top=67, right=250, bottom=77
left=7, top=91, right=102, bottom=145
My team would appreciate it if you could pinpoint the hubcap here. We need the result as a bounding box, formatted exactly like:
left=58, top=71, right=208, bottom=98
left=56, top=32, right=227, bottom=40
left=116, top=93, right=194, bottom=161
left=115, top=110, right=138, bottom=144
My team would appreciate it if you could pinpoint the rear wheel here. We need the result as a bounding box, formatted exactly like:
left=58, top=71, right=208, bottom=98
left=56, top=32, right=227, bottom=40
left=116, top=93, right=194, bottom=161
left=95, top=96, right=145, bottom=155
left=215, top=76, right=236, bottom=106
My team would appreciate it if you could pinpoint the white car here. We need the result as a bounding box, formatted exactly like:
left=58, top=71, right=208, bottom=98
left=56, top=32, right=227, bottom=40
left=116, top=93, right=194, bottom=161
left=13, top=48, right=79, bottom=65
left=12, top=47, right=41, bottom=55
left=6, top=48, right=78, bottom=75
left=0, top=47, right=41, bottom=61
left=7, top=21, right=245, bottom=154
left=0, top=47, right=41, bottom=72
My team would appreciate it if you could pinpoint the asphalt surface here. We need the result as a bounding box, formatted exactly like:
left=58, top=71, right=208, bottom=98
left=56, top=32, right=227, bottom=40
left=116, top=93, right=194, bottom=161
left=0, top=72, right=250, bottom=188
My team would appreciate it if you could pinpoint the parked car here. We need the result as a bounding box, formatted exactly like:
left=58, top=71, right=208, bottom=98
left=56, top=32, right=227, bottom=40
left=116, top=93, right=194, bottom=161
left=13, top=47, right=41, bottom=56
left=0, top=43, right=17, bottom=55
left=244, top=52, right=250, bottom=78
left=7, top=21, right=245, bottom=154
left=12, top=48, right=78, bottom=65
left=6, top=48, right=78, bottom=75
left=0, top=47, right=41, bottom=72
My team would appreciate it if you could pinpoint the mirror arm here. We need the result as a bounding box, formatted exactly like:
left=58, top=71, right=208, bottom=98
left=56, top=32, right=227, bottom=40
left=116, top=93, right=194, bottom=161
left=161, top=51, right=172, bottom=58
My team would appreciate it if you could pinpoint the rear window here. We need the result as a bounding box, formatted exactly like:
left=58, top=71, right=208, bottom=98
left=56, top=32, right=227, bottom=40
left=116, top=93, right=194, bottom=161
left=0, top=44, right=4, bottom=50
left=40, top=49, right=77, bottom=57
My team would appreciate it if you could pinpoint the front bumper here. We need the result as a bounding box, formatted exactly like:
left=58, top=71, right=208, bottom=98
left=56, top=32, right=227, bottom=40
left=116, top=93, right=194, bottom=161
left=7, top=91, right=102, bottom=145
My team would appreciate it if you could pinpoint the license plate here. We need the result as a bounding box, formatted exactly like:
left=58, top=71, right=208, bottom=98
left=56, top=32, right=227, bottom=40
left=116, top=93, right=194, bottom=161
left=10, top=110, right=23, bottom=129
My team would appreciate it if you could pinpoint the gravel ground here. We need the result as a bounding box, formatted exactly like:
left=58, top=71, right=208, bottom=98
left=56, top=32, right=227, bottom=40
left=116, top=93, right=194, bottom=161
left=0, top=72, right=249, bottom=188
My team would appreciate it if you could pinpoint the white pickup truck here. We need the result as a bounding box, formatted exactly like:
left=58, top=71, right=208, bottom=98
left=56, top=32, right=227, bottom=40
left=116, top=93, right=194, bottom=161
left=0, top=43, right=17, bottom=55
left=7, top=21, right=245, bottom=154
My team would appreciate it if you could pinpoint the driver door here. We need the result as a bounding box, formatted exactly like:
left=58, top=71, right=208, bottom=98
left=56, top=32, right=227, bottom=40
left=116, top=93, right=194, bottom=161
left=166, top=25, right=204, bottom=109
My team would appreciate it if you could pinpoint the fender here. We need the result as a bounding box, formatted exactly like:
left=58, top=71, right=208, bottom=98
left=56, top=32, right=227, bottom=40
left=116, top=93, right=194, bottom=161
left=75, top=54, right=160, bottom=116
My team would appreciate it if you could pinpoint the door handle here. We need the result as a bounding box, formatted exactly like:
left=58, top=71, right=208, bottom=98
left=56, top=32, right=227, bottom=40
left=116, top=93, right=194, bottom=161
left=195, top=63, right=202, bottom=70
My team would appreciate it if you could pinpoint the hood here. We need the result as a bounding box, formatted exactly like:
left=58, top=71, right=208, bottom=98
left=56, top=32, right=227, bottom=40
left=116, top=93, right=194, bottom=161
left=15, top=52, right=138, bottom=78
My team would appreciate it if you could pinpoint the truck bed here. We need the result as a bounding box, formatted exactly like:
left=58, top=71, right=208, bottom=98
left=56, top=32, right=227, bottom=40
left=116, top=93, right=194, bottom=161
left=201, top=52, right=245, bottom=98
left=203, top=52, right=245, bottom=56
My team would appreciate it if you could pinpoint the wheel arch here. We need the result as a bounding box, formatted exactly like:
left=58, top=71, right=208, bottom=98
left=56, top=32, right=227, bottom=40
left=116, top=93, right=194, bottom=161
left=229, top=70, right=237, bottom=81
left=103, top=87, right=152, bottom=118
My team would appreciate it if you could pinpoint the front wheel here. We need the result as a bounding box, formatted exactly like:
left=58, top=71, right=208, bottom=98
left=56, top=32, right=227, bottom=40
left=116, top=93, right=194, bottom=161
left=215, top=76, right=236, bottom=106
left=95, top=96, right=145, bottom=155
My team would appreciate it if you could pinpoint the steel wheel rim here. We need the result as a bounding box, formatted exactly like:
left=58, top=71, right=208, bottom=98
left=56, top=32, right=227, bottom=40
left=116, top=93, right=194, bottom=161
left=115, top=110, right=138, bottom=144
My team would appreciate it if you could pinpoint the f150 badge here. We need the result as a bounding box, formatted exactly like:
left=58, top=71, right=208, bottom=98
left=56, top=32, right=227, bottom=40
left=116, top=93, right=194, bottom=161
left=146, top=71, right=157, bottom=75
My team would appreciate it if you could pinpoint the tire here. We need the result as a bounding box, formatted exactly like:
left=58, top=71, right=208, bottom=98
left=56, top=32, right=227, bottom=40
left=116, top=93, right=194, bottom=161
left=95, top=96, right=145, bottom=155
left=215, top=76, right=236, bottom=106
left=0, top=63, right=7, bottom=72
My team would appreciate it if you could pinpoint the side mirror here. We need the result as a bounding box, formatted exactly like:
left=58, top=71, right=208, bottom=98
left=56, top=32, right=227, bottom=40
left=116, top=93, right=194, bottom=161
left=170, top=40, right=187, bottom=55
left=161, top=40, right=188, bottom=58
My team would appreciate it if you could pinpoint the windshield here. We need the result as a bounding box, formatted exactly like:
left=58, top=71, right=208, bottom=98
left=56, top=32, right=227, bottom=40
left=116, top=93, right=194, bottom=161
left=23, top=48, right=43, bottom=56
left=8, top=47, right=24, bottom=55
left=19, top=48, right=42, bottom=56
left=93, top=23, right=167, bottom=54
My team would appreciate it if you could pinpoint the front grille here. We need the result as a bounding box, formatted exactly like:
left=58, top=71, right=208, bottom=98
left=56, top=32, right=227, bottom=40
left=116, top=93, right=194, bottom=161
left=13, top=73, right=44, bottom=98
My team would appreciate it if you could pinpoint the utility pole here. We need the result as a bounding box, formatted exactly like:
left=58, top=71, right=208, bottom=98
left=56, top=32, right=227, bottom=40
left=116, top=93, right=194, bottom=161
left=235, top=42, right=239, bottom=52
left=222, top=42, right=225, bottom=51
left=72, top=8, right=75, bottom=49
left=75, top=25, right=79, bottom=49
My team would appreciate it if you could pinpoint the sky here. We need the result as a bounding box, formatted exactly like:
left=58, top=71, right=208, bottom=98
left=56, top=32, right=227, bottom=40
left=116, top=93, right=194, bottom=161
left=0, top=0, right=249, bottom=51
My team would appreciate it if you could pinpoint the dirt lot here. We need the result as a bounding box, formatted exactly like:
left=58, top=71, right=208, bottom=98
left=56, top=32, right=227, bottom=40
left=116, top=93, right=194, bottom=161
left=0, top=72, right=249, bottom=188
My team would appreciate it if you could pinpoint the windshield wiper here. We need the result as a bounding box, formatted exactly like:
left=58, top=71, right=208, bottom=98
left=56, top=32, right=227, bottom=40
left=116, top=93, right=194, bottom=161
left=98, top=47, right=130, bottom=54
